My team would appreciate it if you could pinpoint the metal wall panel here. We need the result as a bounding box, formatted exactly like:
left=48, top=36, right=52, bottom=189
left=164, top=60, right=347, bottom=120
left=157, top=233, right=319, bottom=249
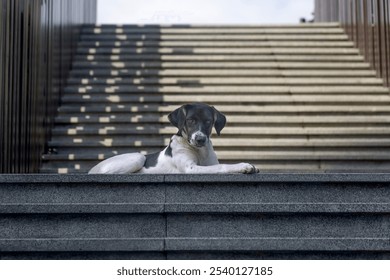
left=0, top=0, right=96, bottom=173
left=315, top=0, right=390, bottom=87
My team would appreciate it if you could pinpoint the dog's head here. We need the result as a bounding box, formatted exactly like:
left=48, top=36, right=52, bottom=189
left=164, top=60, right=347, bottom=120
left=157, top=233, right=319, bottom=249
left=168, top=103, right=226, bottom=148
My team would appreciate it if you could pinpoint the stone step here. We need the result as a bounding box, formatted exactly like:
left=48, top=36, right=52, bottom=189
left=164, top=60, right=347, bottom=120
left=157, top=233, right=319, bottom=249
left=43, top=159, right=387, bottom=174
left=83, top=23, right=341, bottom=29
left=212, top=150, right=390, bottom=160
left=39, top=160, right=390, bottom=174
left=44, top=137, right=390, bottom=150
left=40, top=161, right=390, bottom=175
left=5, top=172, right=390, bottom=213
left=49, top=135, right=390, bottom=147
left=82, top=27, right=345, bottom=34
left=69, top=148, right=390, bottom=160
left=53, top=114, right=390, bottom=125
left=68, top=77, right=384, bottom=86
left=44, top=134, right=390, bottom=153
left=42, top=149, right=390, bottom=162
left=63, top=85, right=388, bottom=94
left=5, top=171, right=388, bottom=212
left=58, top=104, right=390, bottom=114
left=78, top=41, right=355, bottom=48
left=61, top=94, right=390, bottom=104
left=72, top=61, right=371, bottom=69
left=75, top=54, right=365, bottom=62
left=3, top=173, right=389, bottom=259
left=69, top=69, right=376, bottom=78
left=79, top=34, right=349, bottom=41
left=77, top=47, right=358, bottom=55
left=48, top=125, right=390, bottom=136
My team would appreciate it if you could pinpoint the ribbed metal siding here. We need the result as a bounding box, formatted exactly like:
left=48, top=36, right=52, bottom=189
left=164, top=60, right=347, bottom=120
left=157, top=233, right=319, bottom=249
left=315, top=0, right=390, bottom=87
left=0, top=0, right=96, bottom=173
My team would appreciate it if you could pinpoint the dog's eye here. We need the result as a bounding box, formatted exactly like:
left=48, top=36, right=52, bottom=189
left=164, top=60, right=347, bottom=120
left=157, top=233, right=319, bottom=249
left=205, top=120, right=212, bottom=125
left=187, top=119, right=196, bottom=125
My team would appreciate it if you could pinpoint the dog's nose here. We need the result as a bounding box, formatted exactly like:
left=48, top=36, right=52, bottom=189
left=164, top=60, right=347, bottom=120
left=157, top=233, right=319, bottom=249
left=195, top=135, right=207, bottom=146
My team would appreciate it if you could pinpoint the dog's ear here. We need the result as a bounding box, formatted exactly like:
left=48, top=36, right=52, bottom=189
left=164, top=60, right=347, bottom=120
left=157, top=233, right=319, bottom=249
left=168, top=105, right=187, bottom=134
left=212, top=106, right=226, bottom=136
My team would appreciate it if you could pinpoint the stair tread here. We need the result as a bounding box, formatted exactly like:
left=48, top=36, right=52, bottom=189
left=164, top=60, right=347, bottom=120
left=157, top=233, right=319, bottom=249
left=42, top=150, right=390, bottom=161
left=79, top=34, right=349, bottom=41
left=78, top=41, right=355, bottom=47
left=58, top=104, right=390, bottom=113
left=53, top=115, right=390, bottom=124
left=82, top=27, right=345, bottom=34
left=63, top=86, right=388, bottom=94
left=69, top=69, right=376, bottom=77
left=76, top=48, right=359, bottom=55
left=68, top=77, right=383, bottom=86
left=48, top=126, right=390, bottom=136
left=47, top=137, right=390, bottom=147
left=61, top=94, right=390, bottom=104
left=39, top=166, right=390, bottom=174
left=75, top=55, right=365, bottom=62
left=72, top=61, right=371, bottom=69
left=83, top=23, right=341, bottom=28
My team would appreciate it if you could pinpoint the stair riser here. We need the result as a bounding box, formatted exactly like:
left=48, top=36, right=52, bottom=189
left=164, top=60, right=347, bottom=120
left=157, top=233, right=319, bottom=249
left=60, top=95, right=390, bottom=105
left=39, top=161, right=390, bottom=173
left=46, top=136, right=390, bottom=145
left=77, top=47, right=358, bottom=53
left=43, top=147, right=390, bottom=161
left=72, top=62, right=371, bottom=70
left=67, top=78, right=383, bottom=86
left=78, top=42, right=356, bottom=48
left=57, top=105, right=390, bottom=114
left=52, top=117, right=390, bottom=125
left=82, top=23, right=341, bottom=29
left=73, top=56, right=365, bottom=63
left=69, top=69, right=375, bottom=78
left=81, top=28, right=346, bottom=34
left=62, top=85, right=389, bottom=93
left=80, top=35, right=349, bottom=41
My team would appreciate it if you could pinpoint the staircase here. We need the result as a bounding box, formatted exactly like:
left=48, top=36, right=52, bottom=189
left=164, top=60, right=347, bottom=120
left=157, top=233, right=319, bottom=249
left=41, top=23, right=390, bottom=173
left=1, top=173, right=390, bottom=259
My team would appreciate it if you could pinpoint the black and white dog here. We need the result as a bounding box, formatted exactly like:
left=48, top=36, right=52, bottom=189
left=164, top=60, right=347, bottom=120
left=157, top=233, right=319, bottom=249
left=88, top=103, right=259, bottom=174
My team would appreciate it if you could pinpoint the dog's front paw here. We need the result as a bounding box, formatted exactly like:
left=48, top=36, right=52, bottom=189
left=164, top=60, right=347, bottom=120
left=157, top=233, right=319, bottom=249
left=237, top=163, right=259, bottom=174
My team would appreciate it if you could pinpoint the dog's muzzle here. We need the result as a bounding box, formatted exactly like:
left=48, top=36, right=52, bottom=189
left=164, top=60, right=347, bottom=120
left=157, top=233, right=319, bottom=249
left=190, top=132, right=208, bottom=147
left=195, top=134, right=207, bottom=146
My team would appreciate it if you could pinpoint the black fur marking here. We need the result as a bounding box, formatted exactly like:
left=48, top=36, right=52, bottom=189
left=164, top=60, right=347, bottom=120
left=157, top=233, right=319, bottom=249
left=165, top=140, right=173, bottom=157
left=144, top=152, right=160, bottom=168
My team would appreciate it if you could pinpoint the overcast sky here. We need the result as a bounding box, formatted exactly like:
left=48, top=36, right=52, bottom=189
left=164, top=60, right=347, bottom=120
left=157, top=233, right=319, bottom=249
left=97, top=0, right=314, bottom=24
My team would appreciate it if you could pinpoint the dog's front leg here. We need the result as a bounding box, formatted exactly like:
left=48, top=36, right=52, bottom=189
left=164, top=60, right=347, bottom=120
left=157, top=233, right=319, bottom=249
left=173, top=152, right=258, bottom=174
left=186, top=162, right=258, bottom=174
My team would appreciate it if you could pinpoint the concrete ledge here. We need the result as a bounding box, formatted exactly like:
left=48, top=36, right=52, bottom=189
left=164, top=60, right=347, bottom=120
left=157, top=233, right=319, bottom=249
left=1, top=173, right=390, bottom=214
left=0, top=173, right=389, bottom=259
left=1, top=238, right=388, bottom=252
left=0, top=239, right=164, bottom=252
left=165, top=203, right=390, bottom=213
left=166, top=238, right=390, bottom=251
left=2, top=173, right=390, bottom=182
